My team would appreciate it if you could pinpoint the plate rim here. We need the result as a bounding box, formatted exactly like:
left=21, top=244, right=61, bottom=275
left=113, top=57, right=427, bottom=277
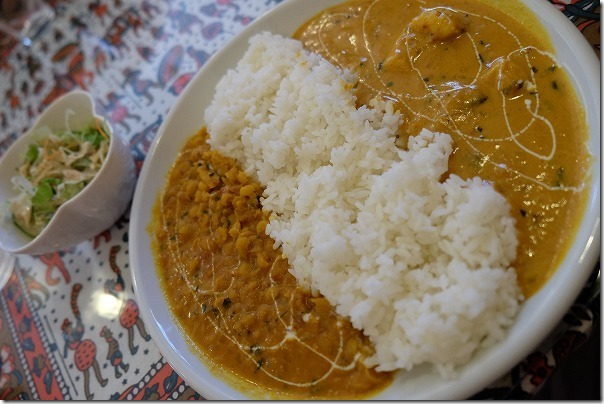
left=129, top=0, right=601, bottom=399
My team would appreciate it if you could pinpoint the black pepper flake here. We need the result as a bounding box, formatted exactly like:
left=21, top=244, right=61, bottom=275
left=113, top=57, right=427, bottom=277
left=520, top=209, right=527, bottom=217
left=476, top=126, right=483, bottom=132
left=423, top=77, right=429, bottom=82
left=552, top=80, right=559, bottom=90
left=377, top=61, right=383, bottom=71
left=547, top=64, right=557, bottom=72
left=556, top=166, right=565, bottom=186
left=212, top=306, right=220, bottom=317
left=478, top=53, right=484, bottom=64
left=223, top=297, right=232, bottom=308
left=201, top=303, right=207, bottom=313
left=386, top=81, right=393, bottom=87
left=531, top=66, right=538, bottom=73
left=256, top=358, right=265, bottom=370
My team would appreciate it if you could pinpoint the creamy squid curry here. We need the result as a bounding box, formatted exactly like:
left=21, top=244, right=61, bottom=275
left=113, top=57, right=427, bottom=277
left=151, top=0, right=591, bottom=399
left=295, top=0, right=590, bottom=297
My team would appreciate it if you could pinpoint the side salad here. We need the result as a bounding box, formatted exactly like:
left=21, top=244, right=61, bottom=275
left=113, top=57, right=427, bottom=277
left=9, top=119, right=110, bottom=237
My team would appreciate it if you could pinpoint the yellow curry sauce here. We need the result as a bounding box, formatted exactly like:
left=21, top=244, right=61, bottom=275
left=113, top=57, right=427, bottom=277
left=294, top=0, right=591, bottom=296
left=152, top=129, right=392, bottom=399
left=151, top=0, right=591, bottom=399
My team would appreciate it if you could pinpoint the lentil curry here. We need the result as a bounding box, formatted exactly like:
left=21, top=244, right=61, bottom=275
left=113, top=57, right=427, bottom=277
left=151, top=0, right=591, bottom=399
left=152, top=129, right=392, bottom=399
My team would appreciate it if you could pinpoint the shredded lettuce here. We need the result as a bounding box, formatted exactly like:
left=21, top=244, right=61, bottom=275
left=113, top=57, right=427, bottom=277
left=9, top=119, right=110, bottom=238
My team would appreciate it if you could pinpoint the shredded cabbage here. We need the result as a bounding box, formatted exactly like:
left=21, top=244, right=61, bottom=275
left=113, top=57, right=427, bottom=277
left=9, top=119, right=110, bottom=237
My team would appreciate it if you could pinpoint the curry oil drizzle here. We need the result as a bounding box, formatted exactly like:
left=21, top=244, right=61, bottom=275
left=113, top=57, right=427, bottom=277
left=153, top=129, right=392, bottom=399
left=295, top=0, right=591, bottom=296
left=306, top=0, right=584, bottom=192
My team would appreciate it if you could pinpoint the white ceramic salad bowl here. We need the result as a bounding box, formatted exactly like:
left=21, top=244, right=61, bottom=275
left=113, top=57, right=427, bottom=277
left=0, top=90, right=136, bottom=255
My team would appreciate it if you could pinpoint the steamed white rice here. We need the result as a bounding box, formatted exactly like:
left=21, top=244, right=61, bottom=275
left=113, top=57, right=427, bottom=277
left=205, top=32, right=523, bottom=378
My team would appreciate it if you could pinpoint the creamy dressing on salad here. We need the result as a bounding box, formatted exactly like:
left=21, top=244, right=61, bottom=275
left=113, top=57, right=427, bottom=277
left=9, top=119, right=109, bottom=237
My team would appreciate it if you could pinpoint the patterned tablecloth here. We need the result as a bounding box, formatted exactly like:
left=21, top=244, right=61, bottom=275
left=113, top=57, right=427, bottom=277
left=0, top=0, right=599, bottom=400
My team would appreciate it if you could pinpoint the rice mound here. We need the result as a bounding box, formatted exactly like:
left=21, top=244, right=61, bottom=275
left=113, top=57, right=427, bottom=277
left=205, top=32, right=523, bottom=377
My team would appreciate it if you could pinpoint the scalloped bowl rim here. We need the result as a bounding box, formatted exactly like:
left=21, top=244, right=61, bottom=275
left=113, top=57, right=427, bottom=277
left=0, top=90, right=135, bottom=255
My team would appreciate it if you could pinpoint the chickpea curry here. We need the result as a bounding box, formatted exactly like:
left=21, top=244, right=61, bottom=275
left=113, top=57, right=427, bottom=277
left=151, top=0, right=591, bottom=399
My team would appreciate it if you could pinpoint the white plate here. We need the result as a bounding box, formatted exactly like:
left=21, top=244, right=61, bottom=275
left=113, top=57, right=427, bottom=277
left=129, top=0, right=600, bottom=399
